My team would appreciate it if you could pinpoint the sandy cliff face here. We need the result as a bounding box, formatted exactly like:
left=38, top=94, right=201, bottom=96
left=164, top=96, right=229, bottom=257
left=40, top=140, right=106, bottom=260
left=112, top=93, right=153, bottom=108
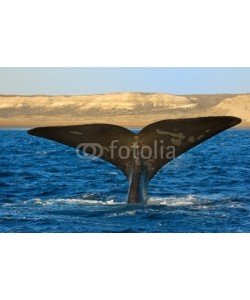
left=0, top=92, right=249, bottom=128
left=0, top=93, right=196, bottom=114
left=210, top=95, right=250, bottom=127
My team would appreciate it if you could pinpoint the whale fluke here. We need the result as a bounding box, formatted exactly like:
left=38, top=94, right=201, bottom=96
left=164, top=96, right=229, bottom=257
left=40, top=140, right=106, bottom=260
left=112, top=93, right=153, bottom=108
left=28, top=123, right=135, bottom=177
left=28, top=116, right=241, bottom=204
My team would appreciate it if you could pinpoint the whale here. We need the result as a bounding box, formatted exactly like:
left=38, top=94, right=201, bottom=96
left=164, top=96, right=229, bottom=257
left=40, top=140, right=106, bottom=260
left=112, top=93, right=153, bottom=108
left=28, top=116, right=241, bottom=204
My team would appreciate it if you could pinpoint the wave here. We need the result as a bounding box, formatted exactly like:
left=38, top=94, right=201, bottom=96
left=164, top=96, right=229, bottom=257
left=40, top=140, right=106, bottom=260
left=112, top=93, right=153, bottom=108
left=29, top=198, right=121, bottom=206
left=108, top=210, right=137, bottom=217
left=147, top=195, right=198, bottom=206
left=2, top=194, right=244, bottom=212
left=24, top=194, right=203, bottom=207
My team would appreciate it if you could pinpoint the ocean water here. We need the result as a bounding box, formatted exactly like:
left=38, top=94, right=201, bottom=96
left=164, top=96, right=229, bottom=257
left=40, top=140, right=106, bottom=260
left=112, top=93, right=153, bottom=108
left=0, top=129, right=249, bottom=233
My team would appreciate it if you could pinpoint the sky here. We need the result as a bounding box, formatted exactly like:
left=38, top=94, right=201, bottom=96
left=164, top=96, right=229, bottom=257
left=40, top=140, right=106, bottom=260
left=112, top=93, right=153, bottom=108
left=0, top=68, right=249, bottom=95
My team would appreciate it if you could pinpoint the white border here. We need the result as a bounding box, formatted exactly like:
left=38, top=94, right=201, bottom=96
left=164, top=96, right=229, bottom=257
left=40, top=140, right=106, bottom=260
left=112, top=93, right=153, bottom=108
left=0, top=234, right=249, bottom=300
left=0, top=1, right=249, bottom=299
left=0, top=0, right=249, bottom=66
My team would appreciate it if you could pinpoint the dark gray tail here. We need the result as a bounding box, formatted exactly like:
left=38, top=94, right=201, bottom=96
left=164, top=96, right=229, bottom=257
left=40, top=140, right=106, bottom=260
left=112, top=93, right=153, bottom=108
left=28, top=116, right=241, bottom=203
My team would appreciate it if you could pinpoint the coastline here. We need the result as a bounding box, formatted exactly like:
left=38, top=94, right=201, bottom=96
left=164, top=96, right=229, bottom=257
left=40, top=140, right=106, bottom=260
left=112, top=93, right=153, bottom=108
left=0, top=115, right=248, bottom=129
left=0, top=92, right=249, bottom=128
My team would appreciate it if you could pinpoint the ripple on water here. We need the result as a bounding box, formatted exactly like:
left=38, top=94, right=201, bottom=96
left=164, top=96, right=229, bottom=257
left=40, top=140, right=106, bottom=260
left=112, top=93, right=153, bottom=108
left=0, top=129, right=249, bottom=232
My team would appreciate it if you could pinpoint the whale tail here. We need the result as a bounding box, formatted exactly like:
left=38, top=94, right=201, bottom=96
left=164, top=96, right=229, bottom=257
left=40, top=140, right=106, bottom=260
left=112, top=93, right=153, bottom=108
left=28, top=116, right=241, bottom=203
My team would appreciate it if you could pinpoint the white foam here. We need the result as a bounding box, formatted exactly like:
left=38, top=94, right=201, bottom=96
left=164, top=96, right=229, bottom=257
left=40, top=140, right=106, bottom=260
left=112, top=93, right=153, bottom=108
left=147, top=195, right=198, bottom=206
left=24, top=194, right=217, bottom=208
left=108, top=210, right=137, bottom=217
left=31, top=198, right=123, bottom=206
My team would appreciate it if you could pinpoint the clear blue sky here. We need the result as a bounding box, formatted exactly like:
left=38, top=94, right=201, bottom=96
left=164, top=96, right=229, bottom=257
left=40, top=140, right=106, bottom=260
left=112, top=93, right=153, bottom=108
left=0, top=68, right=249, bottom=95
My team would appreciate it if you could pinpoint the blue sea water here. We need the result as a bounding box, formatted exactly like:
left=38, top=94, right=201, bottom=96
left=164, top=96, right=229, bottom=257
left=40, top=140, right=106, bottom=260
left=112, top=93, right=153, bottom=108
left=0, top=129, right=249, bottom=232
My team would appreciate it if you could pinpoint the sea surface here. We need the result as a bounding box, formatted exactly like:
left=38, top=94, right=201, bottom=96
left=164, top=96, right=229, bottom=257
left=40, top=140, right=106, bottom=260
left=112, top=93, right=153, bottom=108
left=0, top=129, right=249, bottom=232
